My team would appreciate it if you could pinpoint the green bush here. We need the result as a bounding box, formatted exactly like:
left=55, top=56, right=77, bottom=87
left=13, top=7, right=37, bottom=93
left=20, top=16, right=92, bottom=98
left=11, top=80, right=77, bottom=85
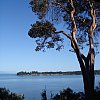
left=0, top=88, right=24, bottom=100
left=41, top=87, right=100, bottom=100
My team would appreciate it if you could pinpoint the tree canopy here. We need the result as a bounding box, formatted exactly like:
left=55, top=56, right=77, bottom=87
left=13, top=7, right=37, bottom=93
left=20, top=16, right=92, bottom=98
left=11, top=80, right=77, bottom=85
left=28, top=0, right=100, bottom=52
left=28, top=0, right=100, bottom=99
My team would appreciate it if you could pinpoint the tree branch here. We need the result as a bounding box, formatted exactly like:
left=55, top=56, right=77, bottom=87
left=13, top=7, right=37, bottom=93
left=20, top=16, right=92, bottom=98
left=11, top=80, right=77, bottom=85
left=87, top=1, right=96, bottom=67
left=68, top=0, right=87, bottom=78
left=70, top=0, right=77, bottom=38
left=88, top=1, right=97, bottom=50
left=54, top=30, right=72, bottom=40
left=69, top=0, right=78, bottom=50
left=81, top=54, right=87, bottom=62
left=54, top=30, right=77, bottom=50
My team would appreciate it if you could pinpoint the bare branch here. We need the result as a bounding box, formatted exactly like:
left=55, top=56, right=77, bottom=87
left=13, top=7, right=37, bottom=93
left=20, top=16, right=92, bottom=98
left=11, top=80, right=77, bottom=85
left=53, top=30, right=72, bottom=40
left=88, top=1, right=97, bottom=50
left=69, top=0, right=77, bottom=45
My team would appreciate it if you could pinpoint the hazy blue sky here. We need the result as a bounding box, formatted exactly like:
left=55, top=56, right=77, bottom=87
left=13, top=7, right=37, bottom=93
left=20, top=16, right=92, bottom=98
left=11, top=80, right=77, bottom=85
left=0, top=0, right=100, bottom=73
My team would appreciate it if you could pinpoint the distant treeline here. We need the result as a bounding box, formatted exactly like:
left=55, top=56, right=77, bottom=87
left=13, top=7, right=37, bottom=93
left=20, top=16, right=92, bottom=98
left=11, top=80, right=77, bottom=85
left=17, top=70, right=100, bottom=76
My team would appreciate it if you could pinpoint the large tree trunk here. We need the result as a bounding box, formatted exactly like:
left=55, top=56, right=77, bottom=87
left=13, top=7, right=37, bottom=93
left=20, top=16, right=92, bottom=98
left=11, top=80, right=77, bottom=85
left=82, top=1, right=96, bottom=99
left=74, top=44, right=95, bottom=100
left=78, top=51, right=95, bottom=100
left=68, top=0, right=96, bottom=99
left=81, top=64, right=95, bottom=100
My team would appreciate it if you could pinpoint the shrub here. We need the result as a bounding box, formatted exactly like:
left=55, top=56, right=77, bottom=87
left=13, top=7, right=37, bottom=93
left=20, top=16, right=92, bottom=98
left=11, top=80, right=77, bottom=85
left=0, top=88, right=24, bottom=100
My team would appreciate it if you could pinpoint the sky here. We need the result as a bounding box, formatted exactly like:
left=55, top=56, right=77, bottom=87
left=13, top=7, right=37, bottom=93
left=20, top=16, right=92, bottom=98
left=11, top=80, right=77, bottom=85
left=0, top=0, right=100, bottom=73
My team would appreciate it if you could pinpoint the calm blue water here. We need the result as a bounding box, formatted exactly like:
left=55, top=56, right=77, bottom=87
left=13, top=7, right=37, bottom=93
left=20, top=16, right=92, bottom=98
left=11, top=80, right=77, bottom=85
left=0, top=74, right=100, bottom=100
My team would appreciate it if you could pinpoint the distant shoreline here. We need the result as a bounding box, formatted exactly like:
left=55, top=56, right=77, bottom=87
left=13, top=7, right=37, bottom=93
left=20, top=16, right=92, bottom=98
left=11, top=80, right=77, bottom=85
left=17, top=70, right=100, bottom=76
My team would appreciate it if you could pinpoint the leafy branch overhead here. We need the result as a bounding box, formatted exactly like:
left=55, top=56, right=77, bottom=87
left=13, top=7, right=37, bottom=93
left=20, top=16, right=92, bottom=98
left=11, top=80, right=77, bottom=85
left=28, top=1, right=100, bottom=99
left=28, top=21, right=64, bottom=51
left=28, top=0, right=100, bottom=52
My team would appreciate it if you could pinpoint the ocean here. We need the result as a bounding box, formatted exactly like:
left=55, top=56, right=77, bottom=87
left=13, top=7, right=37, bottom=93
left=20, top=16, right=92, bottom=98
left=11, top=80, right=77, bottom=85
left=0, top=74, right=100, bottom=100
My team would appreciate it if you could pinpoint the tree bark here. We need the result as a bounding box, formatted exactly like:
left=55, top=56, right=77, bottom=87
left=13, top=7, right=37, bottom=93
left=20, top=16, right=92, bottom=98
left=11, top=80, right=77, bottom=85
left=68, top=0, right=96, bottom=100
left=80, top=53, right=95, bottom=100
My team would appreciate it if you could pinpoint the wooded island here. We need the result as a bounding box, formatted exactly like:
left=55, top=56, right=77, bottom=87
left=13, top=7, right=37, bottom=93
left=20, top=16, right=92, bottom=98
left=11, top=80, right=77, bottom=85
left=17, top=70, right=100, bottom=76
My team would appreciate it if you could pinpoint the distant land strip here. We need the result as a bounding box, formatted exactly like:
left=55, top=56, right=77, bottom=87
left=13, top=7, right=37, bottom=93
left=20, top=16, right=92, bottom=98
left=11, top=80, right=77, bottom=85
left=17, top=70, right=100, bottom=76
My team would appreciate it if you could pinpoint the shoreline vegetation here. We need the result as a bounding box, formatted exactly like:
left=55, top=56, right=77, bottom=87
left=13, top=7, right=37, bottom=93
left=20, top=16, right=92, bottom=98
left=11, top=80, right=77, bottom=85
left=0, top=88, right=24, bottom=100
left=41, top=87, right=100, bottom=100
left=17, top=70, right=100, bottom=76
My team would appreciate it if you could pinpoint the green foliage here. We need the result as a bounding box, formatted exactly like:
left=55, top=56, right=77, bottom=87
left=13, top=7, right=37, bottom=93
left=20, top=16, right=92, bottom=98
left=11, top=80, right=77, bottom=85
left=52, top=88, right=85, bottom=100
left=28, top=21, right=56, bottom=38
left=28, top=21, right=64, bottom=51
left=0, top=88, right=24, bottom=100
left=41, top=90, right=47, bottom=100
left=41, top=87, right=100, bottom=100
left=29, top=0, right=49, bottom=19
left=29, top=0, right=100, bottom=51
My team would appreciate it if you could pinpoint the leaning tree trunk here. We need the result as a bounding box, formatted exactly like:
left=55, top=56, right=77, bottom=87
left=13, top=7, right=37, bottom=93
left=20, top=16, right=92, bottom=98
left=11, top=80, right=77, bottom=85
left=83, top=1, right=96, bottom=99
left=68, top=0, right=96, bottom=100
left=76, top=50, right=95, bottom=100
left=71, top=35, right=95, bottom=100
